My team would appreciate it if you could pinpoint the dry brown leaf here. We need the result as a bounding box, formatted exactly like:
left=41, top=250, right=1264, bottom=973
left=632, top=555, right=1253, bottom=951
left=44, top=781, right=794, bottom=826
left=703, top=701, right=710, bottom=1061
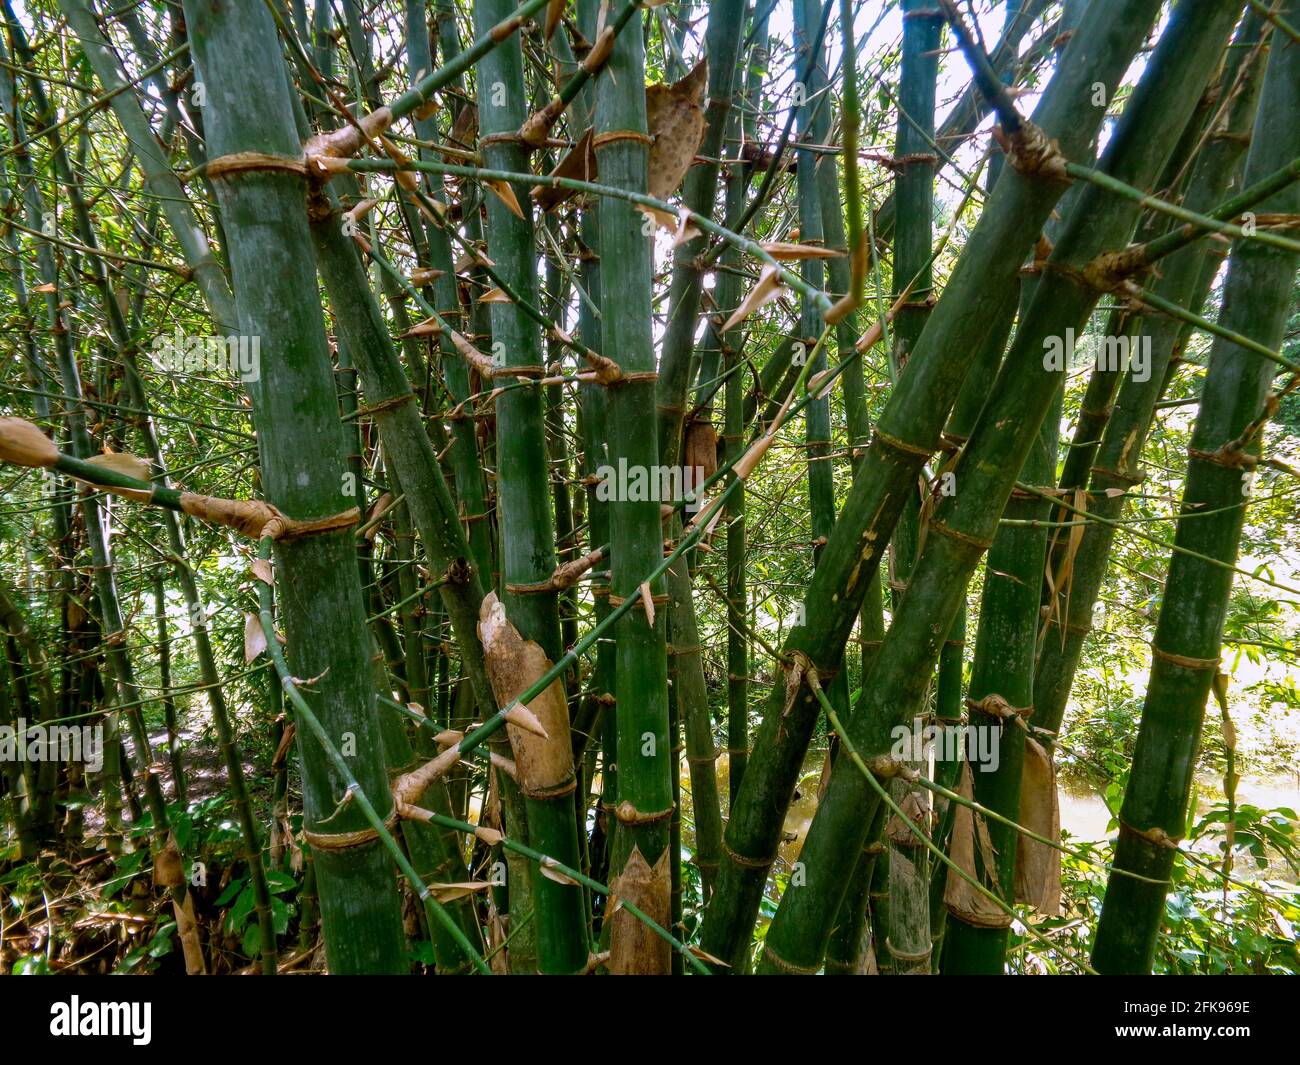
left=271, top=722, right=296, bottom=769
left=446, top=103, right=477, bottom=155
left=639, top=581, right=656, bottom=626
left=671, top=208, right=701, bottom=248
left=399, top=315, right=442, bottom=339
left=153, top=837, right=184, bottom=888
left=250, top=558, right=273, bottom=586
left=635, top=204, right=677, bottom=233
left=539, top=859, right=580, bottom=886
left=85, top=450, right=151, bottom=483
left=608, top=846, right=671, bottom=974
left=533, top=128, right=597, bottom=211
left=479, top=287, right=511, bottom=304
left=1014, top=738, right=1062, bottom=916
left=645, top=57, right=708, bottom=200
left=759, top=241, right=842, bottom=261
left=410, top=267, right=444, bottom=286
left=721, top=264, right=786, bottom=331
left=430, top=881, right=493, bottom=903
left=943, top=761, right=1012, bottom=928
left=0, top=418, right=59, bottom=468
left=485, top=178, right=526, bottom=220
left=478, top=593, right=574, bottom=795
left=683, top=418, right=718, bottom=481
left=243, top=612, right=268, bottom=664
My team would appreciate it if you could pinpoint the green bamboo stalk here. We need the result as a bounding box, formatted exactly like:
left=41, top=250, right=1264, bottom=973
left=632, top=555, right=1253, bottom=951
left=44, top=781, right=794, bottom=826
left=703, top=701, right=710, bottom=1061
left=473, top=0, right=587, bottom=975
left=754, top=0, right=1242, bottom=975
left=715, top=0, right=772, bottom=813
left=940, top=391, right=1059, bottom=974
left=1092, top=1, right=1300, bottom=971
left=1, top=19, right=212, bottom=969
left=592, top=1, right=673, bottom=973
left=882, top=0, right=944, bottom=975
left=700, top=0, right=1165, bottom=971
left=1034, top=13, right=1270, bottom=743
left=655, top=0, right=746, bottom=902
left=16, top=3, right=281, bottom=969
left=180, top=0, right=408, bottom=974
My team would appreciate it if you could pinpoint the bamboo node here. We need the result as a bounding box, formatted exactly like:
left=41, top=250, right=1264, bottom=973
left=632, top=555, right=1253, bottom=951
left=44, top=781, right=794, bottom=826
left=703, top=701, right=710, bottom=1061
left=303, top=808, right=398, bottom=851
left=1151, top=645, right=1219, bottom=671
left=205, top=152, right=308, bottom=181
left=614, top=800, right=675, bottom=825
left=353, top=392, right=418, bottom=418
left=1187, top=444, right=1256, bottom=470
left=1122, top=819, right=1183, bottom=849
left=1082, top=245, right=1148, bottom=291
left=872, top=426, right=934, bottom=459
left=721, top=840, right=775, bottom=869
left=759, top=946, right=821, bottom=974
left=868, top=755, right=918, bottom=781
left=592, top=129, right=655, bottom=148
left=885, top=938, right=933, bottom=965
left=994, top=120, right=1070, bottom=184
left=966, top=693, right=1032, bottom=723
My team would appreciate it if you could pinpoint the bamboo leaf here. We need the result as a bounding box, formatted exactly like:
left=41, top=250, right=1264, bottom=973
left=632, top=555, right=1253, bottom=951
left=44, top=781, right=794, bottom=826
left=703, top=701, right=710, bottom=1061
left=721, top=264, right=786, bottom=331
left=243, top=612, right=267, bottom=664
left=646, top=57, right=708, bottom=200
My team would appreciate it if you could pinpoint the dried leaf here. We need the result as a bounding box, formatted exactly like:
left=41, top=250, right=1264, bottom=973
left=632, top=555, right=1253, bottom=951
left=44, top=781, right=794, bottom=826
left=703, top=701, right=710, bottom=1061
left=533, top=128, right=597, bottom=211
left=250, top=558, right=274, bottom=586
left=1014, top=738, right=1061, bottom=916
left=721, top=264, right=786, bottom=331
left=944, top=762, right=1012, bottom=928
left=478, top=593, right=574, bottom=794
left=635, top=204, right=677, bottom=233
left=399, top=315, right=443, bottom=339
left=671, top=208, right=701, bottom=248
left=539, top=859, right=580, bottom=886
left=243, top=612, right=268, bottom=664
left=608, top=846, right=671, bottom=974
left=85, top=450, right=151, bottom=483
left=639, top=581, right=655, bottom=626
left=759, top=241, right=842, bottom=261
left=485, top=178, right=526, bottom=220
left=446, top=103, right=477, bottom=155
left=430, top=881, right=493, bottom=903
left=153, top=837, right=184, bottom=888
left=479, top=286, right=511, bottom=304
left=271, top=722, right=296, bottom=769
left=645, top=57, right=708, bottom=200
left=683, top=418, right=718, bottom=481
left=410, top=267, right=444, bottom=286
left=0, top=417, right=59, bottom=468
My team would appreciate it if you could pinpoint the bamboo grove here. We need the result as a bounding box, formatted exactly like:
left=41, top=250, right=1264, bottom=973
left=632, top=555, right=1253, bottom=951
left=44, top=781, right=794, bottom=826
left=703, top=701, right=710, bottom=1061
left=0, top=0, right=1297, bottom=977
